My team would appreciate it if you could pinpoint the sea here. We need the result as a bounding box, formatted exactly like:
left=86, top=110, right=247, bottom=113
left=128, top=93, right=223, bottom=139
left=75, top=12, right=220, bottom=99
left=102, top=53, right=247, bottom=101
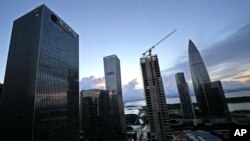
left=124, top=91, right=250, bottom=112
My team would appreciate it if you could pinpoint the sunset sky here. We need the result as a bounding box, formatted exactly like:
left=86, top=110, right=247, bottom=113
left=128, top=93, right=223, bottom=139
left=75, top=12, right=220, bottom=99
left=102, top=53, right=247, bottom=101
left=0, top=0, right=250, bottom=101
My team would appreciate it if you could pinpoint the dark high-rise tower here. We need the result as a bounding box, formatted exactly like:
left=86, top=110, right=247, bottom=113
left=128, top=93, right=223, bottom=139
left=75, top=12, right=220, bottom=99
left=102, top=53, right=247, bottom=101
left=80, top=89, right=115, bottom=141
left=0, top=5, right=79, bottom=141
left=175, top=72, right=195, bottom=119
left=0, top=83, right=3, bottom=103
left=203, top=81, right=230, bottom=118
left=103, top=55, right=126, bottom=140
left=188, top=40, right=211, bottom=116
left=140, top=54, right=172, bottom=141
left=188, top=40, right=230, bottom=118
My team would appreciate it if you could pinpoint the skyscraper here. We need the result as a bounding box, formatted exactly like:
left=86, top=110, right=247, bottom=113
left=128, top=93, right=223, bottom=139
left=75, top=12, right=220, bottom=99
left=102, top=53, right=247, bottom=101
left=188, top=40, right=211, bottom=116
left=140, top=54, right=172, bottom=141
left=80, top=89, right=115, bottom=141
left=175, top=72, right=195, bottom=119
left=103, top=55, right=126, bottom=140
left=0, top=5, right=79, bottom=141
left=0, top=83, right=3, bottom=103
left=203, top=81, right=230, bottom=118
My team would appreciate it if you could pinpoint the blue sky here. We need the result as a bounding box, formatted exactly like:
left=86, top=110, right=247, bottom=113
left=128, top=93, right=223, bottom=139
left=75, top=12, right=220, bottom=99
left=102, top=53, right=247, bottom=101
left=1, top=0, right=250, bottom=101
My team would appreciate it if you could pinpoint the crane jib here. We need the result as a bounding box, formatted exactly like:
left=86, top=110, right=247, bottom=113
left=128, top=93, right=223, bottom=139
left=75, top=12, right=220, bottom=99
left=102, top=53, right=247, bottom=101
left=142, top=29, right=177, bottom=56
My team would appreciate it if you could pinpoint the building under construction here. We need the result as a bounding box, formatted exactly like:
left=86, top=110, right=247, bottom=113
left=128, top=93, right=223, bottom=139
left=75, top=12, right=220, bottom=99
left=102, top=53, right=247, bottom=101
left=139, top=29, right=176, bottom=141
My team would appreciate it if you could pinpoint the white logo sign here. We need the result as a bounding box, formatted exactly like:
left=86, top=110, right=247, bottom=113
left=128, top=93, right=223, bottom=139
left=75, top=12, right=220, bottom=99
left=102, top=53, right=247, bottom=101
left=234, top=129, right=247, bottom=136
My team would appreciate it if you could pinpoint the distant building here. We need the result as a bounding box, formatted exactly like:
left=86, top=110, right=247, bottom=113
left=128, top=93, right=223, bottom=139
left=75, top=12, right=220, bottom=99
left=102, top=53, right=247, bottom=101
left=175, top=72, right=195, bottom=119
left=0, top=83, right=3, bottom=103
left=140, top=54, right=172, bottom=141
left=80, top=89, right=115, bottom=141
left=103, top=55, right=126, bottom=140
left=0, top=5, right=79, bottom=141
left=188, top=40, right=230, bottom=119
left=204, top=81, right=230, bottom=117
left=188, top=40, right=211, bottom=116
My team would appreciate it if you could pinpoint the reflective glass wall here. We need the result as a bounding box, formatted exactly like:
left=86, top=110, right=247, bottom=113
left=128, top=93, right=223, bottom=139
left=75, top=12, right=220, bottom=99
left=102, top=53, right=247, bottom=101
left=0, top=5, right=79, bottom=141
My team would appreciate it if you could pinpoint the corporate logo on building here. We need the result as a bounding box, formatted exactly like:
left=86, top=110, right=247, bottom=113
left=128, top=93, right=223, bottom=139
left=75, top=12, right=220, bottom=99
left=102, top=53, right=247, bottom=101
left=51, top=14, right=77, bottom=38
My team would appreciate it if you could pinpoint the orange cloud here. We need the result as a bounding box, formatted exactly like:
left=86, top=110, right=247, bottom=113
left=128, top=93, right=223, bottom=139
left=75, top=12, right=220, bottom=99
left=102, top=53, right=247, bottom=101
left=237, top=77, right=250, bottom=84
left=94, top=81, right=105, bottom=89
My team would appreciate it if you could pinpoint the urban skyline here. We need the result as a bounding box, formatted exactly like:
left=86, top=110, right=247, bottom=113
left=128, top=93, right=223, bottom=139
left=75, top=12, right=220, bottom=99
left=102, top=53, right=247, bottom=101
left=0, top=1, right=250, bottom=102
left=0, top=2, right=249, bottom=141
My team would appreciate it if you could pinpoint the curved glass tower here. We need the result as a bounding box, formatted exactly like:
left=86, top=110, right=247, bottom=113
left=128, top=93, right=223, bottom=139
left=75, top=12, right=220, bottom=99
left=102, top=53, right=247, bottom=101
left=188, top=40, right=211, bottom=116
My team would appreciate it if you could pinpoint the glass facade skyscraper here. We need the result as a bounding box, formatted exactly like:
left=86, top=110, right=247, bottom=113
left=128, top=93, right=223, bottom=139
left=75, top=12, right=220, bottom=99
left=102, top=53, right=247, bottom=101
left=0, top=5, right=79, bottom=141
left=140, top=54, right=172, bottom=141
left=80, top=89, right=115, bottom=141
left=203, top=81, right=230, bottom=118
left=103, top=55, right=126, bottom=140
left=188, top=40, right=230, bottom=119
left=175, top=72, right=195, bottom=119
left=104, top=55, right=122, bottom=94
left=188, top=40, right=211, bottom=116
left=0, top=83, right=3, bottom=103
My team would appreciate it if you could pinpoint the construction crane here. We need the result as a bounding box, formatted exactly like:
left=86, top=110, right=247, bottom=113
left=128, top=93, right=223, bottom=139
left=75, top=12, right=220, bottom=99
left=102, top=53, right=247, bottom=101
left=142, top=29, right=177, bottom=56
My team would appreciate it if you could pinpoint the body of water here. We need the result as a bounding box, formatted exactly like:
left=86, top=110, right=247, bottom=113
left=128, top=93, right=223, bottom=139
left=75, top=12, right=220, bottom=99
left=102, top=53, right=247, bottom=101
left=125, top=91, right=250, bottom=112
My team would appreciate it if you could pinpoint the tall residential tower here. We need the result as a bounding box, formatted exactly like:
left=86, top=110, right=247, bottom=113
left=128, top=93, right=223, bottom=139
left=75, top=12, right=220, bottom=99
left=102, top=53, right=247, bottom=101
left=0, top=5, right=79, bottom=141
left=140, top=54, right=172, bottom=141
left=103, top=55, right=126, bottom=140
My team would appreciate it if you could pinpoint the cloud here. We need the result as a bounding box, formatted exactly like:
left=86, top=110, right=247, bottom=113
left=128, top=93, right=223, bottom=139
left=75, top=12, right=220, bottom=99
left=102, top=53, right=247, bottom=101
left=161, top=74, right=179, bottom=97
left=78, top=75, right=191, bottom=101
left=80, top=24, right=250, bottom=100
left=79, top=76, right=144, bottom=101
left=162, top=23, right=250, bottom=92
left=222, top=80, right=250, bottom=90
left=122, top=79, right=144, bottom=101
left=80, top=76, right=105, bottom=90
left=204, top=24, right=250, bottom=67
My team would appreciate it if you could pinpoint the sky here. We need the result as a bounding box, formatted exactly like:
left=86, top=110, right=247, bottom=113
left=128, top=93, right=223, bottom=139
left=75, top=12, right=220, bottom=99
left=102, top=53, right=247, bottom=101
left=0, top=0, right=250, bottom=101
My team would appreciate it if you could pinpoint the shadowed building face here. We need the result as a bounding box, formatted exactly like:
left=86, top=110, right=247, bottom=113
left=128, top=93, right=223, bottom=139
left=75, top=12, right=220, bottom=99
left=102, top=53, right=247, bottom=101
left=80, top=89, right=115, bottom=141
left=0, top=5, right=79, bottom=141
left=188, top=40, right=211, bottom=116
left=175, top=72, right=195, bottom=119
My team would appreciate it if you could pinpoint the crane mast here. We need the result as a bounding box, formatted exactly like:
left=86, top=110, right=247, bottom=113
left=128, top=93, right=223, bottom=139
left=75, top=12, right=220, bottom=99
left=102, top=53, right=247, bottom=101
left=142, top=29, right=177, bottom=56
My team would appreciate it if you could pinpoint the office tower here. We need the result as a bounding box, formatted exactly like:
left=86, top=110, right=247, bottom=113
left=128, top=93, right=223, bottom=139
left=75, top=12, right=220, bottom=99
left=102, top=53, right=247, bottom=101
left=175, top=72, right=195, bottom=119
left=188, top=40, right=211, bottom=116
left=0, top=83, right=3, bottom=103
left=140, top=54, right=172, bottom=141
left=203, top=81, right=230, bottom=117
left=80, top=89, right=115, bottom=141
left=0, top=5, right=79, bottom=141
left=103, top=55, right=126, bottom=139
